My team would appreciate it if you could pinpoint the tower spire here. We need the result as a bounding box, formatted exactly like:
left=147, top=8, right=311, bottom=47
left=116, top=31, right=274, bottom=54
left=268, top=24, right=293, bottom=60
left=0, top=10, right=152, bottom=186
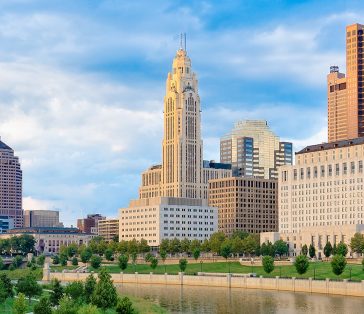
left=179, top=33, right=187, bottom=51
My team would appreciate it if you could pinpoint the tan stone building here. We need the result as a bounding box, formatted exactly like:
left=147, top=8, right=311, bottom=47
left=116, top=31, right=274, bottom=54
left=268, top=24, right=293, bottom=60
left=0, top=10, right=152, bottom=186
left=328, top=23, right=364, bottom=142
left=220, top=120, right=292, bottom=179
left=98, top=218, right=119, bottom=242
left=209, top=177, right=278, bottom=235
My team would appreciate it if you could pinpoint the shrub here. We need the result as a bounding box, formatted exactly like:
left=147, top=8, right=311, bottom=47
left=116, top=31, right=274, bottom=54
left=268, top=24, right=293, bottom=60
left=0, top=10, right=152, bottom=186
left=262, top=256, right=274, bottom=274
left=90, top=255, right=102, bottom=269
left=84, top=273, right=96, bottom=303
left=116, top=296, right=135, bottom=314
left=16, top=273, right=42, bottom=303
left=64, top=281, right=84, bottom=302
left=144, top=252, right=153, bottom=263
left=336, top=242, right=348, bottom=257
left=77, top=304, right=101, bottom=314
left=91, top=268, right=117, bottom=310
left=150, top=257, right=158, bottom=270
left=33, top=296, right=52, bottom=314
left=72, top=257, right=78, bottom=266
left=118, top=255, right=129, bottom=271
left=60, top=255, right=68, bottom=266
left=0, top=273, right=13, bottom=297
left=179, top=259, right=187, bottom=272
left=331, top=254, right=347, bottom=276
left=309, top=244, right=316, bottom=258
left=104, top=248, right=114, bottom=261
left=52, top=255, right=60, bottom=265
left=12, top=255, right=23, bottom=268
left=13, top=293, right=27, bottom=314
left=37, top=254, right=45, bottom=266
left=53, top=296, right=79, bottom=314
left=294, top=255, right=309, bottom=275
left=50, top=278, right=63, bottom=306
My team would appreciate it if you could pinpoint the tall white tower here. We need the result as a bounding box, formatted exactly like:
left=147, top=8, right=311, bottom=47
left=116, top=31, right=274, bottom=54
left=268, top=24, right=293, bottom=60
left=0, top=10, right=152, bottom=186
left=161, top=46, right=203, bottom=199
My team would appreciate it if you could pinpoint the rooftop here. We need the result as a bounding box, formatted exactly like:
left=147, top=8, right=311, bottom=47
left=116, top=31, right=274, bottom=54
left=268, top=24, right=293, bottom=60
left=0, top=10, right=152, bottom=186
left=296, top=137, right=364, bottom=155
left=0, top=139, right=12, bottom=150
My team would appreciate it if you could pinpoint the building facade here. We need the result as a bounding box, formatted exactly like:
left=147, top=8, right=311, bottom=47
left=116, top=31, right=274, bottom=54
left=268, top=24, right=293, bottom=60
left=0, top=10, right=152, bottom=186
left=209, top=177, right=278, bottom=235
left=328, top=23, right=364, bottom=142
left=0, top=138, right=23, bottom=228
left=24, top=210, right=63, bottom=228
left=98, top=218, right=119, bottom=242
left=0, top=227, right=95, bottom=254
left=279, top=138, right=364, bottom=235
left=77, top=213, right=105, bottom=234
left=220, top=120, right=292, bottom=179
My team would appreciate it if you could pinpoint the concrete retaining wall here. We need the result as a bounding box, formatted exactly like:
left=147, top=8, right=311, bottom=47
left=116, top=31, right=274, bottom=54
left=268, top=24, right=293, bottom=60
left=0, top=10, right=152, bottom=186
left=43, top=267, right=364, bottom=297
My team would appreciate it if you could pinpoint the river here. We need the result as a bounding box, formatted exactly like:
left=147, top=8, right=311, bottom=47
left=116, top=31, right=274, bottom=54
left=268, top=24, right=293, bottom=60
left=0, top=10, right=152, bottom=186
left=117, top=283, right=364, bottom=314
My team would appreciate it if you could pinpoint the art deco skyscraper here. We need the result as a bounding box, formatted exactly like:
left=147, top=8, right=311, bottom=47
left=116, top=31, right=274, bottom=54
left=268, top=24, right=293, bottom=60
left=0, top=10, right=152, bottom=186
left=328, top=23, right=364, bottom=142
left=0, top=138, right=23, bottom=228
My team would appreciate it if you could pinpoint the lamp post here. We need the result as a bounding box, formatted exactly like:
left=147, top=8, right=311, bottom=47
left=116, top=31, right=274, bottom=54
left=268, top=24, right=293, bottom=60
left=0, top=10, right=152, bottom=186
left=228, top=261, right=231, bottom=274
left=349, top=266, right=352, bottom=281
left=200, top=260, right=203, bottom=272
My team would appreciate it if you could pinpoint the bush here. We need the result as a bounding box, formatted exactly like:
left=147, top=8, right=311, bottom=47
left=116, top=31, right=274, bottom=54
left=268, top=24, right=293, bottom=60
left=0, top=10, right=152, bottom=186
left=60, top=255, right=68, bottom=266
left=16, top=273, right=42, bottom=303
left=77, top=304, right=101, bottom=314
left=179, top=259, right=187, bottom=272
left=53, top=296, right=79, bottom=314
left=150, top=257, right=158, bottom=270
left=144, top=252, right=153, bottom=262
left=84, top=274, right=96, bottom=303
left=118, top=255, right=129, bottom=271
left=72, top=257, right=78, bottom=266
left=116, top=296, right=135, bottom=314
left=50, top=278, right=63, bottom=306
left=9, top=264, right=15, bottom=271
left=104, top=248, right=114, bottom=261
left=294, top=255, right=309, bottom=275
left=52, top=255, right=60, bottom=265
left=0, top=273, right=13, bottom=297
left=262, top=256, right=274, bottom=274
left=13, top=293, right=27, bottom=314
left=91, top=268, right=117, bottom=310
left=336, top=242, right=348, bottom=257
left=64, top=281, right=84, bottom=301
left=33, top=296, right=52, bottom=314
left=90, top=255, right=102, bottom=269
left=37, top=254, right=46, bottom=266
left=331, top=254, right=347, bottom=276
left=12, top=255, right=23, bottom=268
left=309, top=244, right=316, bottom=258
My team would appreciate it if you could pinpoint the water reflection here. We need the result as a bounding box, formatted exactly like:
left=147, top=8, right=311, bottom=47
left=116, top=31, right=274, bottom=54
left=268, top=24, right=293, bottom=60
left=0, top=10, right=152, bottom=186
left=116, top=283, right=364, bottom=314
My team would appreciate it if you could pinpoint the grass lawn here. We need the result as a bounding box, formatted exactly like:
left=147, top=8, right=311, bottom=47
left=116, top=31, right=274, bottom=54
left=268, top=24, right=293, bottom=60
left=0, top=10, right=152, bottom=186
left=0, top=298, right=37, bottom=314
left=50, top=265, right=78, bottom=272
left=0, top=267, right=43, bottom=280
left=88, top=261, right=364, bottom=281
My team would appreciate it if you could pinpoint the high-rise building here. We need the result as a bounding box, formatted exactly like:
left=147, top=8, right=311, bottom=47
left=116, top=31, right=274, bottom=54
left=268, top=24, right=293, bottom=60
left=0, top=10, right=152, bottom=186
left=77, top=213, right=105, bottom=234
left=24, top=210, right=63, bottom=228
left=220, top=120, right=292, bottom=179
left=328, top=23, right=364, bottom=142
left=98, top=218, right=119, bottom=242
left=0, top=138, right=23, bottom=228
left=120, top=41, right=230, bottom=246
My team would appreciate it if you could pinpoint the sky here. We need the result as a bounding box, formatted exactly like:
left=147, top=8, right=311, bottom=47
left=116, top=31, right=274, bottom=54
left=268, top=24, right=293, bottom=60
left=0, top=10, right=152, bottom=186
left=0, top=0, right=363, bottom=226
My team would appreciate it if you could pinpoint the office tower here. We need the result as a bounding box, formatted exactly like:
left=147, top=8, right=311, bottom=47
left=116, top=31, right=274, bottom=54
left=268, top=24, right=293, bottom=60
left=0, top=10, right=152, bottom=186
left=98, top=218, right=119, bottom=242
left=209, top=177, right=278, bottom=235
left=121, top=41, right=229, bottom=246
left=220, top=120, right=292, bottom=179
left=328, top=23, right=364, bottom=142
left=24, top=210, right=63, bottom=228
left=0, top=138, right=23, bottom=227
left=77, top=213, right=105, bottom=234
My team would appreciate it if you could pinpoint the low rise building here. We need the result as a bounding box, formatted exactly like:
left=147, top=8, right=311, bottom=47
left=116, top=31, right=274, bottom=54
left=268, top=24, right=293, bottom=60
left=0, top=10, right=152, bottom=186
left=119, top=197, right=217, bottom=246
left=98, top=218, right=119, bottom=242
left=0, top=227, right=95, bottom=254
left=24, top=210, right=63, bottom=228
left=209, top=177, right=278, bottom=235
left=77, top=213, right=105, bottom=234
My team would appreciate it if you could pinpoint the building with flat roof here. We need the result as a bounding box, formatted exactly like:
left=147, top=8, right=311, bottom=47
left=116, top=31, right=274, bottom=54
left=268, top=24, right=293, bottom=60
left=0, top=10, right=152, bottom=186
left=209, top=177, right=278, bottom=235
left=328, top=23, right=364, bottom=142
left=0, top=227, right=95, bottom=254
left=98, top=218, right=119, bottom=242
left=220, top=120, right=292, bottom=179
left=77, top=213, right=105, bottom=234
left=24, top=210, right=63, bottom=228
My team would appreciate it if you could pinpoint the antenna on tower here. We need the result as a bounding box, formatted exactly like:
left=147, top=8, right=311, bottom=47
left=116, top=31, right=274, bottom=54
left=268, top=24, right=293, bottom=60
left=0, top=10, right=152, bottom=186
left=184, top=33, right=186, bottom=51
left=180, top=33, right=183, bottom=50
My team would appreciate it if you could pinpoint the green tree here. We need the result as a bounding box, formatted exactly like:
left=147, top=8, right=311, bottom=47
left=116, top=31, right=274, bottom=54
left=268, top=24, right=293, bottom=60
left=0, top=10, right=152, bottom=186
left=90, top=255, right=102, bottom=269
left=0, top=257, right=3, bottom=270
left=179, top=259, right=188, bottom=272
left=169, top=238, right=181, bottom=255
left=159, top=239, right=170, bottom=254
left=190, top=239, right=201, bottom=253
left=220, top=240, right=232, bottom=260
left=333, top=243, right=337, bottom=255
left=18, top=235, right=36, bottom=255
left=309, top=244, right=316, bottom=258
left=362, top=258, right=364, bottom=271
left=262, top=256, right=274, bottom=274
left=231, top=230, right=249, bottom=240
left=301, top=244, right=308, bottom=256
left=323, top=242, right=333, bottom=259
left=350, top=233, right=364, bottom=254
left=201, top=239, right=210, bottom=252
left=36, top=254, right=45, bottom=266
left=331, top=254, right=347, bottom=276
left=50, top=278, right=63, bottom=306
left=294, top=255, right=309, bottom=275
left=33, top=296, right=52, bottom=314
left=209, top=232, right=226, bottom=254
left=91, top=268, right=118, bottom=310
left=138, top=239, right=150, bottom=254
left=53, top=296, right=78, bottom=314
left=0, top=281, right=8, bottom=305
left=77, top=304, right=101, bottom=314
left=242, top=235, right=260, bottom=256
left=274, top=240, right=288, bottom=257
left=80, top=248, right=92, bottom=264
left=261, top=242, right=275, bottom=257
left=60, top=255, right=68, bottom=266
left=13, top=293, right=27, bottom=314
left=52, top=255, right=60, bottom=265
left=336, top=242, right=348, bottom=257
left=64, top=281, right=84, bottom=302
left=180, top=238, right=190, bottom=253
left=127, top=239, right=138, bottom=255
left=118, top=254, right=129, bottom=271
left=0, top=273, right=13, bottom=297
left=116, top=296, right=135, bottom=314
left=84, top=273, right=97, bottom=303
left=144, top=252, right=153, bottom=263
left=150, top=257, right=158, bottom=270
left=16, top=273, right=42, bottom=303
left=193, top=248, right=201, bottom=261
left=160, top=250, right=167, bottom=265
left=67, top=244, right=78, bottom=258
left=104, top=248, right=114, bottom=261
left=12, top=255, right=23, bottom=268
left=72, top=257, right=79, bottom=266
left=131, top=252, right=137, bottom=266
left=118, top=241, right=129, bottom=254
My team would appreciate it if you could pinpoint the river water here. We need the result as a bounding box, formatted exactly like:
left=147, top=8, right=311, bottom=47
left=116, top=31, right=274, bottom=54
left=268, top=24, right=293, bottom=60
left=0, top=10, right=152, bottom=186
left=117, top=283, right=364, bottom=314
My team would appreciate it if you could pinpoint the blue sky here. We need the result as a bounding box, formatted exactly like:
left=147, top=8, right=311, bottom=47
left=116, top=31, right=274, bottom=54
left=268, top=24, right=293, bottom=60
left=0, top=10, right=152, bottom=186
left=0, top=0, right=363, bottom=226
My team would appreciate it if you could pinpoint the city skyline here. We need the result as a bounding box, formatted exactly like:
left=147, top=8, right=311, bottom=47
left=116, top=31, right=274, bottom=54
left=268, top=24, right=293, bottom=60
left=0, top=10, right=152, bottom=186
left=0, top=1, right=363, bottom=225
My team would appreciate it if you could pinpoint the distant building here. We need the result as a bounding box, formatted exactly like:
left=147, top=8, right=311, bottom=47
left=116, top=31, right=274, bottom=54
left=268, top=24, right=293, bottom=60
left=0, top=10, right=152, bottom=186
left=0, top=138, right=23, bottom=228
left=0, top=216, right=14, bottom=233
left=24, top=210, right=63, bottom=228
left=328, top=23, right=364, bottom=142
left=220, top=120, right=292, bottom=179
left=98, top=218, right=119, bottom=242
left=0, top=227, right=95, bottom=254
left=77, top=214, right=105, bottom=234
left=209, top=177, right=278, bottom=235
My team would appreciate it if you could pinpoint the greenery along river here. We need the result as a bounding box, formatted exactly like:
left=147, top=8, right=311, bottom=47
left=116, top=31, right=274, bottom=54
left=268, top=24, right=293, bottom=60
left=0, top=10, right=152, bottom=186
left=117, top=283, right=364, bottom=314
